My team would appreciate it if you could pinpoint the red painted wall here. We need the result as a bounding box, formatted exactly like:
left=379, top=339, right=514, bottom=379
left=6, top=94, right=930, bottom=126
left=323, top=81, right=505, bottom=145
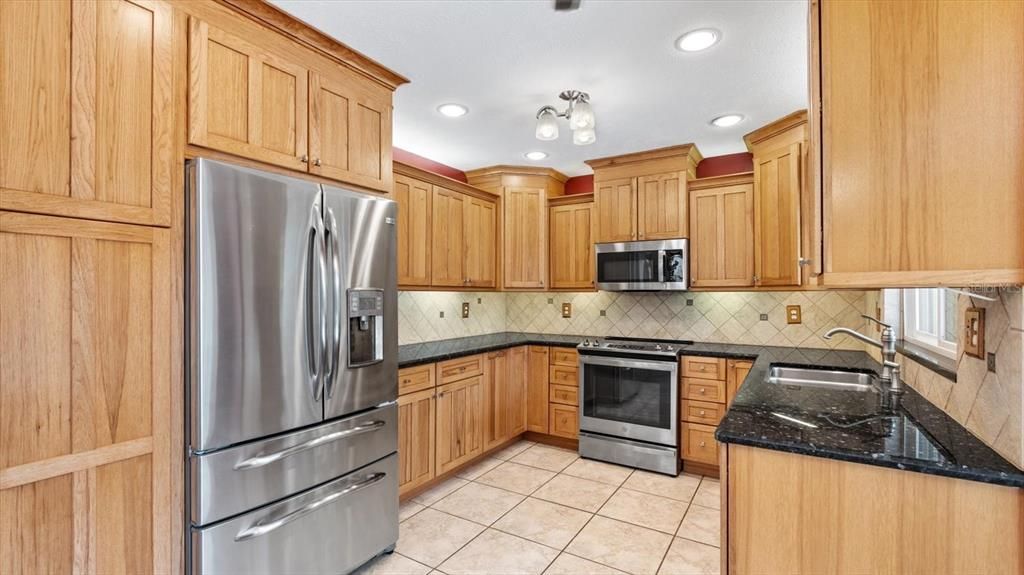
left=393, top=148, right=467, bottom=182
left=564, top=174, right=594, bottom=195
left=695, top=152, right=753, bottom=178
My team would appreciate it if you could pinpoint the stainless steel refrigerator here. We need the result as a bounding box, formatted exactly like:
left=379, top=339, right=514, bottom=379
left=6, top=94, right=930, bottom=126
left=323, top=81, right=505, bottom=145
left=186, top=158, right=398, bottom=574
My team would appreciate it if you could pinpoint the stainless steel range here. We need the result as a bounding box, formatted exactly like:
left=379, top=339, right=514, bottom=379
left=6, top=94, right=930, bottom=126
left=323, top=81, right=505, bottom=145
left=577, top=337, right=692, bottom=475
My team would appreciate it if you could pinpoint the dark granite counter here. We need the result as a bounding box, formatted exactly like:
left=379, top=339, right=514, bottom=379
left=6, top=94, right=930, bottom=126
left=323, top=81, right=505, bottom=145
left=397, top=333, right=1024, bottom=488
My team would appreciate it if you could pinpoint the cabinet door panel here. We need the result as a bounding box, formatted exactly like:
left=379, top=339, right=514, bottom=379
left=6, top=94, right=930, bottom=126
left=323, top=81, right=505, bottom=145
left=637, top=171, right=687, bottom=240
left=689, top=183, right=754, bottom=288
left=503, top=187, right=546, bottom=289
left=595, top=178, right=636, bottom=243
left=430, top=187, right=466, bottom=287
left=1, top=0, right=172, bottom=226
left=550, top=202, right=595, bottom=290
left=466, top=197, right=496, bottom=288
left=483, top=352, right=507, bottom=450
left=397, top=389, right=435, bottom=496
left=435, top=377, right=483, bottom=475
left=506, top=346, right=528, bottom=437
left=188, top=17, right=308, bottom=172
left=754, top=143, right=801, bottom=286
left=394, top=175, right=432, bottom=287
left=526, top=346, right=549, bottom=433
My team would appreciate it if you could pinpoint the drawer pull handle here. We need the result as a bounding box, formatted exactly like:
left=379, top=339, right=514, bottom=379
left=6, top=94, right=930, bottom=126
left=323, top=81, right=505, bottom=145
left=699, top=410, right=706, bottom=415
left=699, top=441, right=706, bottom=447
left=233, top=421, right=386, bottom=471
left=234, top=472, right=386, bottom=541
left=699, top=388, right=706, bottom=394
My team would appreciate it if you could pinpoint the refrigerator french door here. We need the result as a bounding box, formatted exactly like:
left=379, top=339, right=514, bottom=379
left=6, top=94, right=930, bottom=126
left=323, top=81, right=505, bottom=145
left=187, top=158, right=398, bottom=575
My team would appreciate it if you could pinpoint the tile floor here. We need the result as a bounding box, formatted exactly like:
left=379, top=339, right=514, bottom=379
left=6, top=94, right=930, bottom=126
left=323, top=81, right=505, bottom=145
left=356, top=441, right=721, bottom=575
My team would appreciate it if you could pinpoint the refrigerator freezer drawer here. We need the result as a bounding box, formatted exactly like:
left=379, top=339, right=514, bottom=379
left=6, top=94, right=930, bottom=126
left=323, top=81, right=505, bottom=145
left=191, top=403, right=397, bottom=526
left=191, top=453, right=398, bottom=575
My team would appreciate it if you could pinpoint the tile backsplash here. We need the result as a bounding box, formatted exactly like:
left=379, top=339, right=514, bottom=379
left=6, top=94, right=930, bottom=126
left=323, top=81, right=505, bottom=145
left=399, top=290, right=875, bottom=350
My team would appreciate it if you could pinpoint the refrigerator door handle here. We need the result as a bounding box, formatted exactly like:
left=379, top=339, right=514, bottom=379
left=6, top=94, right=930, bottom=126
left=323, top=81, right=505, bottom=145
left=304, top=225, right=321, bottom=391
left=324, top=207, right=342, bottom=399
left=231, top=419, right=387, bottom=471
left=233, top=471, right=387, bottom=542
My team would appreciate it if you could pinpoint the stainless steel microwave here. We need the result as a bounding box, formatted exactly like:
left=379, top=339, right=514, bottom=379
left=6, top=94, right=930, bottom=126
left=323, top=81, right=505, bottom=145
left=594, top=239, right=688, bottom=291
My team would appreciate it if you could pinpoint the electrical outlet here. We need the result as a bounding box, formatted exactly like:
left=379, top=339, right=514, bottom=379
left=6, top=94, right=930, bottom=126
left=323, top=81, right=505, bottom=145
left=760, top=313, right=769, bottom=321
left=987, top=352, right=997, bottom=373
left=477, top=297, right=482, bottom=304
left=786, top=305, right=802, bottom=324
left=561, top=303, right=572, bottom=318
left=461, top=302, right=470, bottom=318
left=686, top=299, right=694, bottom=306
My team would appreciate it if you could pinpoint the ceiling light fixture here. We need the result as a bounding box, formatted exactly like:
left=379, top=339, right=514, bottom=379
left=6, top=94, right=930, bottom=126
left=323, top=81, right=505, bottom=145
left=535, top=90, right=596, bottom=145
left=524, top=151, right=548, bottom=161
left=710, top=114, right=744, bottom=127
left=437, top=103, right=468, bottom=117
left=676, top=28, right=720, bottom=52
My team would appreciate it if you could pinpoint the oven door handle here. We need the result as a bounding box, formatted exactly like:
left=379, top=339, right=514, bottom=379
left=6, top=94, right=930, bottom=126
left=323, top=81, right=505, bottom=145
left=578, top=354, right=680, bottom=374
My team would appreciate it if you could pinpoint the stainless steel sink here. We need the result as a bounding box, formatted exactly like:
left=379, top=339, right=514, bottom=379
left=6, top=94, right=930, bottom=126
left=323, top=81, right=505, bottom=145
left=766, top=365, right=879, bottom=392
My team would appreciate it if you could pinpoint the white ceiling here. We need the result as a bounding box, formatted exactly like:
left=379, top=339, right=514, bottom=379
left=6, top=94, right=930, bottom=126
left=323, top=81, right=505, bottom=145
left=271, top=0, right=809, bottom=177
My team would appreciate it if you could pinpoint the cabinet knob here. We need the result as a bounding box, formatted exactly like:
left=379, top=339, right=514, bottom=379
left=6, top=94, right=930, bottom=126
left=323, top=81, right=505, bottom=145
left=699, top=410, right=706, bottom=416
left=301, top=154, right=309, bottom=163
left=314, top=158, right=322, bottom=167
left=699, top=441, right=706, bottom=447
left=699, top=388, right=706, bottom=394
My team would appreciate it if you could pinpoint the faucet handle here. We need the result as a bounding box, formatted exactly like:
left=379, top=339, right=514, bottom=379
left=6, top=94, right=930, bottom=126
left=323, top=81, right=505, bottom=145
left=861, top=314, right=892, bottom=330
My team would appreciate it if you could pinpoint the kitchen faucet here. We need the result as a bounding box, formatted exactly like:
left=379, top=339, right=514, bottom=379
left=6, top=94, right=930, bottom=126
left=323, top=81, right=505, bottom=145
left=824, top=315, right=903, bottom=394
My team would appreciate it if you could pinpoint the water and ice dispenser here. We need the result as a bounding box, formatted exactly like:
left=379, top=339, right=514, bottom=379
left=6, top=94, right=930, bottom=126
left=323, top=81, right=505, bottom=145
left=347, top=288, right=384, bottom=367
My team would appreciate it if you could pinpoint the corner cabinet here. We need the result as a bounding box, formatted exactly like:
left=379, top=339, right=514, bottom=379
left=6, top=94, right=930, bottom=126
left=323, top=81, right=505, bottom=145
left=814, top=0, right=1024, bottom=286
left=0, top=0, right=173, bottom=227
left=549, top=195, right=595, bottom=290
left=688, top=174, right=754, bottom=288
left=588, top=145, right=702, bottom=243
left=188, top=17, right=394, bottom=193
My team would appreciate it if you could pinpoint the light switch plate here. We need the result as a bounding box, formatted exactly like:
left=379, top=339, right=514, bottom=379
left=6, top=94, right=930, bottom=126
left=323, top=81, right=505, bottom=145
left=461, top=302, right=470, bottom=319
left=561, top=303, right=572, bottom=318
left=786, top=305, right=802, bottom=324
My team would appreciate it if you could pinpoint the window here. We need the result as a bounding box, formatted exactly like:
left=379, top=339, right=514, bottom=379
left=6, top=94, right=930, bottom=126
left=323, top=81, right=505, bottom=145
left=902, top=288, right=958, bottom=358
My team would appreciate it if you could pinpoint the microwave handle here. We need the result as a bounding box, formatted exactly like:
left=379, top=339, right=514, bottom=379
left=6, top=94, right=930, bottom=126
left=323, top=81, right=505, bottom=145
left=657, top=250, right=665, bottom=283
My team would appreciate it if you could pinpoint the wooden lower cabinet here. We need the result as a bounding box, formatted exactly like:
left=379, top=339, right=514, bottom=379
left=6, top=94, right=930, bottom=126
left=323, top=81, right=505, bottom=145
left=506, top=346, right=528, bottom=437
left=726, top=359, right=752, bottom=405
left=397, top=388, right=435, bottom=496
left=435, top=376, right=484, bottom=475
left=725, top=444, right=1024, bottom=574
left=483, top=351, right=509, bottom=450
left=526, top=346, right=550, bottom=433
left=0, top=212, right=171, bottom=573
left=548, top=404, right=578, bottom=439
left=681, top=422, right=718, bottom=465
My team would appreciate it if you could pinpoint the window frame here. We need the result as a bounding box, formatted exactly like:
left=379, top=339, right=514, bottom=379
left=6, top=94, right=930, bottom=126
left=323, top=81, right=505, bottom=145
left=901, top=288, right=958, bottom=359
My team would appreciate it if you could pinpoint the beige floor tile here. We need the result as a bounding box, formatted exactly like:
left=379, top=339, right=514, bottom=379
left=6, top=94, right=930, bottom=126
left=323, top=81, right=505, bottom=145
left=691, top=479, right=720, bottom=510
left=433, top=481, right=525, bottom=525
left=439, top=529, right=559, bottom=575
left=598, top=488, right=688, bottom=534
left=544, top=553, right=628, bottom=575
left=476, top=461, right=556, bottom=495
left=411, top=477, right=470, bottom=506
left=353, top=552, right=432, bottom=575
left=455, top=457, right=503, bottom=480
left=561, top=458, right=633, bottom=486
left=399, top=501, right=426, bottom=523
left=493, top=497, right=592, bottom=550
left=511, top=444, right=580, bottom=472
left=622, top=470, right=701, bottom=502
left=490, top=440, right=536, bottom=461
left=676, top=504, right=720, bottom=548
left=566, top=516, right=673, bottom=575
left=532, top=474, right=617, bottom=512
left=396, top=508, right=486, bottom=568
left=658, top=537, right=720, bottom=575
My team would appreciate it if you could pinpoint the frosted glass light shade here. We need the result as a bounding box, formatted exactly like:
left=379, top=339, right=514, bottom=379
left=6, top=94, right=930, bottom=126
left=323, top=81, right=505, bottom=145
left=569, top=99, right=595, bottom=130
left=535, top=110, right=559, bottom=141
left=573, top=127, right=596, bottom=146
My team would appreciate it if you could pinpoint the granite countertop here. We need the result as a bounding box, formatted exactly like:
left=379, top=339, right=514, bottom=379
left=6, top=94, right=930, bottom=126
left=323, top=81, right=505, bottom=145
left=397, top=332, right=1024, bottom=488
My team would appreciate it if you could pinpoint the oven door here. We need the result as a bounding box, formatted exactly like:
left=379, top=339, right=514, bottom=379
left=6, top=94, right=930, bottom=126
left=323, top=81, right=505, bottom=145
left=578, top=354, right=678, bottom=446
left=594, top=239, right=688, bottom=291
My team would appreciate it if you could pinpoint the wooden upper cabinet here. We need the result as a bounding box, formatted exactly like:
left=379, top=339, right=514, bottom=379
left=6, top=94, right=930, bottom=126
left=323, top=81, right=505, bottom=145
left=503, top=187, right=547, bottom=289
left=0, top=0, right=172, bottom=227
left=637, top=171, right=687, bottom=240
left=430, top=186, right=466, bottom=287
left=817, top=0, right=1024, bottom=286
left=689, top=176, right=754, bottom=288
left=310, top=71, right=393, bottom=192
left=465, top=196, right=497, bottom=288
left=394, top=174, right=432, bottom=287
left=188, top=17, right=308, bottom=172
left=753, top=143, right=801, bottom=286
left=595, top=177, right=637, bottom=243
left=549, top=199, right=595, bottom=290
left=0, top=211, right=170, bottom=574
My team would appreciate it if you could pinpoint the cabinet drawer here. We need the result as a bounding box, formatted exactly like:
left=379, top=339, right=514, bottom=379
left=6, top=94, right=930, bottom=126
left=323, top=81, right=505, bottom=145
left=437, top=354, right=484, bottom=384
left=550, top=347, right=579, bottom=367
left=398, top=364, right=435, bottom=395
left=548, top=364, right=578, bottom=386
left=681, top=399, right=724, bottom=426
left=682, top=422, right=719, bottom=465
left=682, top=378, right=727, bottom=403
left=549, top=384, right=578, bottom=406
left=681, top=356, right=727, bottom=380
left=549, top=404, right=578, bottom=439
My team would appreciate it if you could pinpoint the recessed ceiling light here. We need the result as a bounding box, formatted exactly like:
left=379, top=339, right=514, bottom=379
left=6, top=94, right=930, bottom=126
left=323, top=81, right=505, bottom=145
left=676, top=28, right=720, bottom=52
left=437, top=103, right=468, bottom=117
left=524, top=151, right=548, bottom=161
left=710, top=114, right=744, bottom=127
